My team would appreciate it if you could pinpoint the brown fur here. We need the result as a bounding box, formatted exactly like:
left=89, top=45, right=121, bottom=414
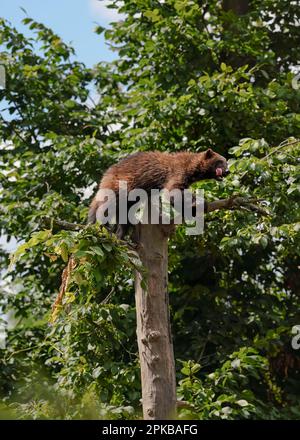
left=88, top=149, right=229, bottom=229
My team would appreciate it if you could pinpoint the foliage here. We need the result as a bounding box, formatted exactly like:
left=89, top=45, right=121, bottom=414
left=178, top=347, right=300, bottom=420
left=0, top=0, right=300, bottom=419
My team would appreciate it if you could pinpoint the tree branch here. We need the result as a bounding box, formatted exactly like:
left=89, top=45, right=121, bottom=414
left=41, top=216, right=137, bottom=249
left=43, top=195, right=268, bottom=235
left=206, top=196, right=269, bottom=216
left=263, top=139, right=299, bottom=160
left=42, top=217, right=85, bottom=231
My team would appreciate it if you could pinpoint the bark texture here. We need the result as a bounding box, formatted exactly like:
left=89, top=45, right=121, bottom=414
left=135, top=223, right=176, bottom=420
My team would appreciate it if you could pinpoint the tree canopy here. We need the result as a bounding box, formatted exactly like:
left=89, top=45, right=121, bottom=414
left=0, top=0, right=299, bottom=419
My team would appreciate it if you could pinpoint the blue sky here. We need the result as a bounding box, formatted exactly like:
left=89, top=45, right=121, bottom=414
left=0, top=1, right=122, bottom=252
left=1, top=0, right=121, bottom=66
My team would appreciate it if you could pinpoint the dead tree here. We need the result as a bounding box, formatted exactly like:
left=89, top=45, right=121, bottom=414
left=135, top=223, right=176, bottom=420
left=49, top=195, right=267, bottom=420
left=133, top=196, right=267, bottom=420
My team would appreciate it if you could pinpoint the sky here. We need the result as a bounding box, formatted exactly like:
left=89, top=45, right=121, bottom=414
left=0, top=0, right=121, bottom=66
left=0, top=1, right=122, bottom=253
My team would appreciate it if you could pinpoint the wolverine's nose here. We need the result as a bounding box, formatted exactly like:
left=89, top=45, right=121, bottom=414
left=224, top=168, right=230, bottom=176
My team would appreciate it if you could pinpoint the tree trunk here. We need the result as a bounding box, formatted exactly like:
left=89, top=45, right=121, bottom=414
left=221, top=0, right=250, bottom=68
left=135, top=223, right=176, bottom=420
left=222, top=0, right=249, bottom=15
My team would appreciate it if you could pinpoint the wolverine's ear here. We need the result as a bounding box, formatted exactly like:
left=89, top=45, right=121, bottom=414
left=204, top=148, right=214, bottom=159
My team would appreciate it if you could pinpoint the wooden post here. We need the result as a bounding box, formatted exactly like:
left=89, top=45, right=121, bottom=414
left=135, top=223, right=176, bottom=420
left=132, top=195, right=266, bottom=420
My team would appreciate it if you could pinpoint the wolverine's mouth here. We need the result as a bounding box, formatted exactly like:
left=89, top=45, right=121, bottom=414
left=215, top=167, right=229, bottom=181
left=215, top=167, right=224, bottom=181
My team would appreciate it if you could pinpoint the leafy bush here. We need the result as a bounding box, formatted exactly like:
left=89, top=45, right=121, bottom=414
left=1, top=1, right=300, bottom=419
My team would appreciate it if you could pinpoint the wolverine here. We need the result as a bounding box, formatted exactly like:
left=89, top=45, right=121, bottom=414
left=88, top=149, right=229, bottom=237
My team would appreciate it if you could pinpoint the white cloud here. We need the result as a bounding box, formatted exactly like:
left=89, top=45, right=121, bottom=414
left=89, top=0, right=125, bottom=22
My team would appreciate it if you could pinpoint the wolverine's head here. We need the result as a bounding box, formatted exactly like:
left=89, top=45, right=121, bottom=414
left=200, top=148, right=230, bottom=181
